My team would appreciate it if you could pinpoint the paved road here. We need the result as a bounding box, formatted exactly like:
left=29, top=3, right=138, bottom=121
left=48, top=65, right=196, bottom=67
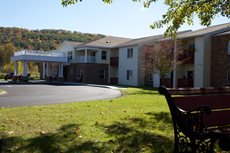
left=0, top=84, right=122, bottom=107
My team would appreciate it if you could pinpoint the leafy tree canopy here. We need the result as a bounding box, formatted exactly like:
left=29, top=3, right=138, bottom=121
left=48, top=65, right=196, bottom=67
left=144, top=40, right=176, bottom=77
left=62, top=0, right=230, bottom=36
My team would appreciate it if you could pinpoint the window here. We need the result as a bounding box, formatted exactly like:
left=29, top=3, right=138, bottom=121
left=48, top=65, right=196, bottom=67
left=188, top=44, right=195, bottom=50
left=149, top=73, right=153, bottom=81
left=76, top=69, right=83, bottom=81
left=101, top=51, right=107, bottom=60
left=99, top=70, right=105, bottom=79
left=91, top=52, right=96, bottom=56
left=227, top=70, right=230, bottom=84
left=228, top=40, right=230, bottom=55
left=67, top=51, right=73, bottom=61
left=127, top=48, right=133, bottom=58
left=77, top=69, right=83, bottom=78
left=187, top=71, right=194, bottom=79
left=127, top=70, right=133, bottom=80
left=70, top=69, right=73, bottom=79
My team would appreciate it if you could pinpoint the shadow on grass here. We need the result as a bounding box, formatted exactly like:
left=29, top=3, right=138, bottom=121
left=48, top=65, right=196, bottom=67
left=1, top=112, right=173, bottom=153
left=145, top=111, right=172, bottom=125
left=99, top=111, right=174, bottom=153
left=1, top=124, right=102, bottom=153
left=102, top=122, right=173, bottom=152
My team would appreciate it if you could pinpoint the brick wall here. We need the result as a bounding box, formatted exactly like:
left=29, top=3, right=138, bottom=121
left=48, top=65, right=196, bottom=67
left=211, top=34, right=230, bottom=87
left=66, top=63, right=109, bottom=84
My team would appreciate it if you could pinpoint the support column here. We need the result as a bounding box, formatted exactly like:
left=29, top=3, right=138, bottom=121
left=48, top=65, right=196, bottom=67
left=43, top=62, right=46, bottom=79
left=61, top=63, right=63, bottom=77
left=49, top=63, right=52, bottom=77
left=58, top=63, right=64, bottom=77
left=14, top=61, right=18, bottom=76
left=84, top=49, right=88, bottom=63
left=22, top=61, right=27, bottom=77
left=57, top=63, right=64, bottom=81
left=46, top=62, right=49, bottom=77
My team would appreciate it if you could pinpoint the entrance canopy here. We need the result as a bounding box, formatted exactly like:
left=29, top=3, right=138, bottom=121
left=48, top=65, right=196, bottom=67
left=11, top=50, right=67, bottom=79
left=11, top=50, right=67, bottom=62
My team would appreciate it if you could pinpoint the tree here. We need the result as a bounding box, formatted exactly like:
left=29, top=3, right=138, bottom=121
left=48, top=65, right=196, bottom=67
left=0, top=43, right=15, bottom=72
left=144, top=40, right=183, bottom=87
left=61, top=0, right=230, bottom=36
left=4, top=43, right=15, bottom=64
left=144, top=40, right=175, bottom=79
left=0, top=45, right=4, bottom=67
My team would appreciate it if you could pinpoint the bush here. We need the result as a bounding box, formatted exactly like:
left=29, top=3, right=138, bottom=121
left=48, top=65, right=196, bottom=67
left=0, top=73, right=4, bottom=79
left=21, top=76, right=28, bottom=82
left=12, top=76, right=18, bottom=82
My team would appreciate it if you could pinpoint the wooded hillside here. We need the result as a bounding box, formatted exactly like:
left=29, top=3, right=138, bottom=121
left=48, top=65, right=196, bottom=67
left=0, top=27, right=105, bottom=50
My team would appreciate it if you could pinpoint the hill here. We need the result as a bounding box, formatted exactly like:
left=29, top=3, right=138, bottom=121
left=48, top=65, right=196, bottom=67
left=0, top=27, right=105, bottom=50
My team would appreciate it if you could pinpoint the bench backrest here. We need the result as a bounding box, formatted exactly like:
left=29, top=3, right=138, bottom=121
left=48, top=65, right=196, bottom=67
left=159, top=86, right=230, bottom=128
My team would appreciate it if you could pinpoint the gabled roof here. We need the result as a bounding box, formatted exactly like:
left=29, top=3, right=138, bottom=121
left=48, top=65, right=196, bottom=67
left=57, top=41, right=83, bottom=49
left=213, top=30, right=230, bottom=36
left=56, top=23, right=230, bottom=50
left=117, top=30, right=191, bottom=48
left=117, top=34, right=164, bottom=48
left=177, top=22, right=230, bottom=39
left=64, top=41, right=83, bottom=47
left=77, top=36, right=132, bottom=49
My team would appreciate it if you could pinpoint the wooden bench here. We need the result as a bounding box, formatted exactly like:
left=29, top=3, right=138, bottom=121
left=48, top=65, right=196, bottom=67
left=158, top=86, right=230, bottom=153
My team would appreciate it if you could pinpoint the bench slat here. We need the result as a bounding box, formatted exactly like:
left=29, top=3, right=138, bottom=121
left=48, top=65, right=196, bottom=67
left=169, top=87, right=230, bottom=95
left=173, top=95, right=230, bottom=110
left=158, top=86, right=230, bottom=152
left=204, top=110, right=230, bottom=127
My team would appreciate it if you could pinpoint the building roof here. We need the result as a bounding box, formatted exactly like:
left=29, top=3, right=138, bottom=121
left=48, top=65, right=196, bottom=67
left=117, top=34, right=165, bottom=48
left=117, top=30, right=191, bottom=48
left=213, top=30, right=230, bottom=36
left=57, top=23, right=230, bottom=50
left=57, top=41, right=83, bottom=49
left=177, top=22, right=230, bottom=39
left=64, top=41, right=83, bottom=47
left=77, top=36, right=132, bottom=49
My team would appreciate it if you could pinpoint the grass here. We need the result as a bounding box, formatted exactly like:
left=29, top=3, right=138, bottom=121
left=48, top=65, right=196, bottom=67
left=0, top=89, right=4, bottom=94
left=0, top=87, right=174, bottom=153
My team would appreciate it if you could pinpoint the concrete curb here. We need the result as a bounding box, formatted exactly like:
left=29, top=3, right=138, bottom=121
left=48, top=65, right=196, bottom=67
left=0, top=80, right=123, bottom=90
left=48, top=82, right=122, bottom=90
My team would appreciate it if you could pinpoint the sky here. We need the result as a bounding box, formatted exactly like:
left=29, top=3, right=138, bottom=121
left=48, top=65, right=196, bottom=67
left=0, top=0, right=229, bottom=38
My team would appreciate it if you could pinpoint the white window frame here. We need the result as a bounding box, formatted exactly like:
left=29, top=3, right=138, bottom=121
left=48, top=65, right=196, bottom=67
left=127, top=70, right=133, bottom=80
left=67, top=51, right=73, bottom=61
left=101, top=51, right=107, bottom=60
left=99, top=70, right=105, bottom=79
left=127, top=48, right=133, bottom=58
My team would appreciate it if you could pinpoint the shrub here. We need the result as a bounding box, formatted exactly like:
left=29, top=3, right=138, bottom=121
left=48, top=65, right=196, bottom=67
left=0, top=73, right=4, bottom=79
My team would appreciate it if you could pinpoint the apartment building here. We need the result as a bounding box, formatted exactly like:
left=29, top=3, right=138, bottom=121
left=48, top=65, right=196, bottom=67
left=11, top=22, right=230, bottom=87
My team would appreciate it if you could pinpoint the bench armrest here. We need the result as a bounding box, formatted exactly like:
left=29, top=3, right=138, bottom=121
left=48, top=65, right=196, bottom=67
left=188, top=105, right=211, bottom=115
left=177, top=106, right=211, bottom=135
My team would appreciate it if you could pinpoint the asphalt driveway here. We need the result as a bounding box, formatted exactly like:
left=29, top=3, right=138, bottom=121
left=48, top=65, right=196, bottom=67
left=0, top=84, right=122, bottom=107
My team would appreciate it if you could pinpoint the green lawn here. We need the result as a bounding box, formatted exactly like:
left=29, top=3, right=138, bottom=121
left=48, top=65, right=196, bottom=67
left=0, top=89, right=4, bottom=94
left=0, top=87, right=174, bottom=153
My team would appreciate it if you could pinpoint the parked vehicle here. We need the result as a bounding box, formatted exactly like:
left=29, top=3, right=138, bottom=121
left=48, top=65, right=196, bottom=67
left=4, top=72, right=14, bottom=81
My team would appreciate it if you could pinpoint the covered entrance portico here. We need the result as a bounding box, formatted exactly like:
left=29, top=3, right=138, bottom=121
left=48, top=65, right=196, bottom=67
left=11, top=50, right=67, bottom=81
